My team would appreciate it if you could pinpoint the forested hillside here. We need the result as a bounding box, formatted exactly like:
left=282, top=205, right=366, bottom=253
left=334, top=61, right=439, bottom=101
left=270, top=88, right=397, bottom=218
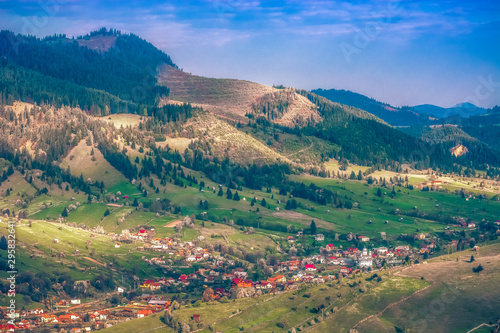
left=0, top=28, right=174, bottom=114
left=459, top=111, right=500, bottom=151
left=312, top=88, right=429, bottom=126
left=0, top=28, right=499, bottom=177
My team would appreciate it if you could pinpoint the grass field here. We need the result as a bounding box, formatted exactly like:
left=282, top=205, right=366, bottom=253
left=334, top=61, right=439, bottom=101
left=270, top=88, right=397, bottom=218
left=60, top=139, right=128, bottom=187
left=0, top=171, right=37, bottom=201
left=159, top=137, right=193, bottom=152
left=65, top=203, right=111, bottom=228
left=287, top=174, right=500, bottom=238
left=366, top=243, right=500, bottom=333
left=324, top=159, right=371, bottom=176
left=0, top=219, right=165, bottom=286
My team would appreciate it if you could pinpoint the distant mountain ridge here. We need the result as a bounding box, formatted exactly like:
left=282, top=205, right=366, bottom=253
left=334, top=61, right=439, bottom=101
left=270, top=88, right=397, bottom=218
left=312, top=88, right=491, bottom=124
left=312, top=88, right=430, bottom=126
left=413, top=102, right=487, bottom=118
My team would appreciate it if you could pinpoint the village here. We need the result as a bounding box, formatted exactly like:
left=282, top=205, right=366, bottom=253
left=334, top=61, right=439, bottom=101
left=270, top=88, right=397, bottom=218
left=0, top=217, right=433, bottom=332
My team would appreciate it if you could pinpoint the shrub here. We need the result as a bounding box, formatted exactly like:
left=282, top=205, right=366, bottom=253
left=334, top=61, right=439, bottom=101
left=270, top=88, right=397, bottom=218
left=472, top=264, right=483, bottom=273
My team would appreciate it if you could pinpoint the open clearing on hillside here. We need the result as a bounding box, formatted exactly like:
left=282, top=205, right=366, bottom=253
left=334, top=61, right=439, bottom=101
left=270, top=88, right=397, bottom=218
left=272, top=210, right=336, bottom=230
left=0, top=170, right=37, bottom=199
left=157, top=137, right=193, bottom=152
left=60, top=139, right=128, bottom=187
left=184, top=113, right=292, bottom=165
left=157, top=64, right=275, bottom=119
left=98, top=113, right=144, bottom=128
left=324, top=159, right=371, bottom=176
left=6, top=101, right=35, bottom=115
left=164, top=220, right=182, bottom=228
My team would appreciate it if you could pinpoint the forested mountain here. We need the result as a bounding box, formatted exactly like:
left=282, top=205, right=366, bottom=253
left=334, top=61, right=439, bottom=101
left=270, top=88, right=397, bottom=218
left=311, top=88, right=430, bottom=126
left=413, top=102, right=487, bottom=118
left=294, top=90, right=453, bottom=170
left=400, top=125, right=500, bottom=169
left=444, top=110, right=500, bottom=152
left=0, top=28, right=499, bottom=178
left=0, top=28, right=174, bottom=114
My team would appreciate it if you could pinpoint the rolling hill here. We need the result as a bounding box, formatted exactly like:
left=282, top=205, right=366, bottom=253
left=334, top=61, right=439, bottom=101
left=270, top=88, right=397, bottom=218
left=158, top=65, right=321, bottom=127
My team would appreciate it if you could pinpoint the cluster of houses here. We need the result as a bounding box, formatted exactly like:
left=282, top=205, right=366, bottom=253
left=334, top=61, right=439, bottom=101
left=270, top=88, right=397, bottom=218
left=1, top=296, right=171, bottom=332
left=288, top=234, right=371, bottom=243
left=282, top=244, right=414, bottom=272
left=219, top=244, right=416, bottom=294
left=416, top=180, right=444, bottom=190
left=139, top=266, right=234, bottom=292
left=112, top=229, right=214, bottom=264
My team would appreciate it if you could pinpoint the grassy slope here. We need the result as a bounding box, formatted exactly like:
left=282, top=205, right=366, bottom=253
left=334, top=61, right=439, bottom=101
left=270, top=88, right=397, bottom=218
left=60, top=139, right=128, bottom=187
left=287, top=175, right=500, bottom=238
left=358, top=243, right=500, bottom=333
left=157, top=64, right=275, bottom=120
left=184, top=112, right=293, bottom=165
left=98, top=113, right=144, bottom=128
left=0, top=220, right=165, bottom=284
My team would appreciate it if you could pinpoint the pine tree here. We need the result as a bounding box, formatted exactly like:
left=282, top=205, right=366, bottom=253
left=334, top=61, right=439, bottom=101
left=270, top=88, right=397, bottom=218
left=62, top=207, right=69, bottom=217
left=310, top=220, right=317, bottom=235
left=217, top=187, right=223, bottom=196
left=261, top=198, right=267, bottom=207
left=226, top=188, right=233, bottom=200
left=104, top=209, right=110, bottom=217
left=233, top=191, right=240, bottom=201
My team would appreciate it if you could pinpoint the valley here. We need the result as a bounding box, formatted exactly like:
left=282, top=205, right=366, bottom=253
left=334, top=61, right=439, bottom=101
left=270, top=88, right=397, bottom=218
left=0, top=28, right=498, bottom=333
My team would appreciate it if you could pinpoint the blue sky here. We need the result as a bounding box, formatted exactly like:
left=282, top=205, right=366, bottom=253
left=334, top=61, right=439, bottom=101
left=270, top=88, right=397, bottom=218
left=1, top=0, right=499, bottom=108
